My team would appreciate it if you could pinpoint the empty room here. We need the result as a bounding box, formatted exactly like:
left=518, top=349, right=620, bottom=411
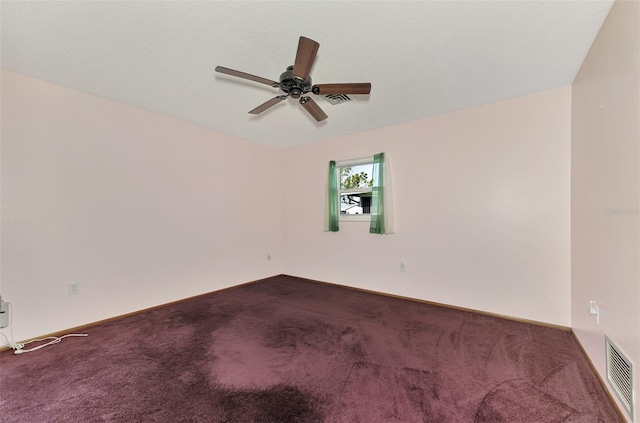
left=1, top=1, right=638, bottom=422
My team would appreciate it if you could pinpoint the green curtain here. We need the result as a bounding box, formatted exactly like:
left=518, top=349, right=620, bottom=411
left=326, top=160, right=339, bottom=232
left=369, top=153, right=385, bottom=234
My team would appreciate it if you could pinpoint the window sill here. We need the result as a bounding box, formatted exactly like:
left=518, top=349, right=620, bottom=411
left=339, top=215, right=371, bottom=222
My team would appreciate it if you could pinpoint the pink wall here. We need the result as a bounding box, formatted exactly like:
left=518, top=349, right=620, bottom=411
left=572, top=1, right=640, bottom=421
left=283, top=87, right=572, bottom=326
left=1, top=70, right=284, bottom=341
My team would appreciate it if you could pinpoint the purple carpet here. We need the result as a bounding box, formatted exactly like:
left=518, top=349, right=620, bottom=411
left=0, top=275, right=621, bottom=422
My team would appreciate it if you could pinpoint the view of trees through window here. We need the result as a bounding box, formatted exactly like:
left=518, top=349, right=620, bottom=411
left=340, top=166, right=373, bottom=189
left=339, top=163, right=373, bottom=215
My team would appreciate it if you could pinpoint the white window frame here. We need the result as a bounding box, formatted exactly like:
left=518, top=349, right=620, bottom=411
left=336, top=156, right=374, bottom=222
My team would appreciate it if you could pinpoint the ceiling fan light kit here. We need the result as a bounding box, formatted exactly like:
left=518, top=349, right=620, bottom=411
left=215, top=36, right=371, bottom=122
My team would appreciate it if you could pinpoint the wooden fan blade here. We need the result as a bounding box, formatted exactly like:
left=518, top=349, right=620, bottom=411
left=292, top=36, right=319, bottom=81
left=249, top=96, right=287, bottom=114
left=312, top=83, right=372, bottom=95
left=300, top=97, right=328, bottom=122
left=215, top=66, right=279, bottom=87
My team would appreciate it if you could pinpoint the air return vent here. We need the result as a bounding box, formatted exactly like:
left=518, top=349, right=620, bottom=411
left=606, top=336, right=634, bottom=419
left=323, top=94, right=351, bottom=105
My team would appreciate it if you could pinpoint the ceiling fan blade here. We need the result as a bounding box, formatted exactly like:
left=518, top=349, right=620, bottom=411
left=215, top=66, right=279, bottom=87
left=312, top=83, right=372, bottom=95
left=292, top=36, right=319, bottom=81
left=249, top=95, right=288, bottom=115
left=300, top=97, right=328, bottom=122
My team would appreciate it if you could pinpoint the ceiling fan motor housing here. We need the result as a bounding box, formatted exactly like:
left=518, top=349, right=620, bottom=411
left=279, top=65, right=312, bottom=98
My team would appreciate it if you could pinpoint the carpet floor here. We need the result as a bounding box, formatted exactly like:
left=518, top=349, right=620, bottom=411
left=0, top=275, right=622, bottom=422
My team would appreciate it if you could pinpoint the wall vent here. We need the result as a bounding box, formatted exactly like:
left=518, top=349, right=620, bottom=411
left=606, top=335, right=634, bottom=419
left=323, top=94, right=351, bottom=105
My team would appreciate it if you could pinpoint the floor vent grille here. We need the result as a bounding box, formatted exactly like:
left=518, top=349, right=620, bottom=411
left=323, top=94, right=351, bottom=105
left=606, top=335, right=634, bottom=419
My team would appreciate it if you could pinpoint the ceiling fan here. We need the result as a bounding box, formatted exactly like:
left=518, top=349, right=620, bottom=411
left=215, top=36, right=371, bottom=122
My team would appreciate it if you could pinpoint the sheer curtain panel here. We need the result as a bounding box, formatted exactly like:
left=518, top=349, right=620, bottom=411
left=325, top=160, right=339, bottom=232
left=369, top=153, right=395, bottom=234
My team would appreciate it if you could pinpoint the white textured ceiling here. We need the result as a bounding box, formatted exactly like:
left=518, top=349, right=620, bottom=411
left=1, top=1, right=613, bottom=148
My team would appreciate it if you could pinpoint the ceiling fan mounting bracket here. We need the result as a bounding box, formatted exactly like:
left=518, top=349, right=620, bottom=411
left=279, top=65, right=312, bottom=99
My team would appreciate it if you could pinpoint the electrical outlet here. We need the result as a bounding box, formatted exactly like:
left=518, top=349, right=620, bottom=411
left=400, top=261, right=406, bottom=272
left=69, top=282, right=80, bottom=295
left=0, top=301, right=8, bottom=329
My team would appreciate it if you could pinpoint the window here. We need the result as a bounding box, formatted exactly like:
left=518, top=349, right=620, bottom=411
left=338, top=159, right=373, bottom=221
left=325, top=153, right=394, bottom=234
